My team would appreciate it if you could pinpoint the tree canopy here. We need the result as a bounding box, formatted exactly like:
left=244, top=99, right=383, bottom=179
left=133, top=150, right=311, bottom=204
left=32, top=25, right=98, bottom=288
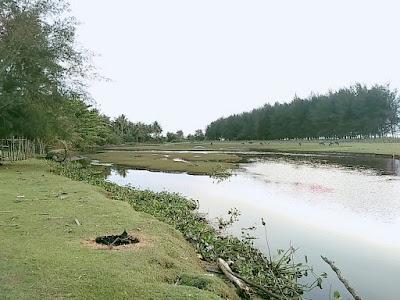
left=110, top=115, right=163, bottom=143
left=0, top=0, right=91, bottom=141
left=206, top=84, right=400, bottom=140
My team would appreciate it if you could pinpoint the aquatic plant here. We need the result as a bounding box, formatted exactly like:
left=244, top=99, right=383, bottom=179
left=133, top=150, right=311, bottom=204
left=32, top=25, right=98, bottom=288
left=208, top=164, right=233, bottom=182
left=51, top=162, right=324, bottom=299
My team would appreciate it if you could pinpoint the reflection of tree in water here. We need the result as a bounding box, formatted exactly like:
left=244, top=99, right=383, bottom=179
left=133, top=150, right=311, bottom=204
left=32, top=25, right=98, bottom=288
left=113, top=165, right=128, bottom=178
left=388, top=158, right=400, bottom=175
left=102, top=167, right=112, bottom=178
left=90, top=165, right=112, bottom=179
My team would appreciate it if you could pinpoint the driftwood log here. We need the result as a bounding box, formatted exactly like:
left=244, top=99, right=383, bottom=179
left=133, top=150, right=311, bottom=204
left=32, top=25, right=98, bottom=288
left=229, top=271, right=288, bottom=300
left=321, top=256, right=363, bottom=300
left=217, top=258, right=289, bottom=300
left=217, top=258, right=251, bottom=296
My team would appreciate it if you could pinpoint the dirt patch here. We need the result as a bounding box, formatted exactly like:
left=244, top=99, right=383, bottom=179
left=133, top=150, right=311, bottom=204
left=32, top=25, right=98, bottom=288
left=95, top=230, right=139, bottom=246
left=83, top=230, right=151, bottom=251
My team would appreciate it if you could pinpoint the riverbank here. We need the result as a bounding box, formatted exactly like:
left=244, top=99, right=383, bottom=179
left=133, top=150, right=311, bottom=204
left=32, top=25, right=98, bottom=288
left=105, top=153, right=400, bottom=300
left=51, top=160, right=321, bottom=298
left=89, top=140, right=399, bottom=176
left=0, top=160, right=238, bottom=299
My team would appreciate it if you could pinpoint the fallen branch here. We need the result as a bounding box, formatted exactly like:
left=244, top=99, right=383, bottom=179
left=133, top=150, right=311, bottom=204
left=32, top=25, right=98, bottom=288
left=217, top=258, right=251, bottom=296
left=206, top=265, right=222, bottom=274
left=321, top=256, right=363, bottom=300
left=217, top=258, right=289, bottom=300
left=108, top=237, right=120, bottom=249
left=230, top=270, right=291, bottom=300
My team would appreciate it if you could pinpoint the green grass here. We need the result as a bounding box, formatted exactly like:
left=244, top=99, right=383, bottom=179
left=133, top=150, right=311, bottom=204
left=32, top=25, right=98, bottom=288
left=89, top=151, right=241, bottom=175
left=51, top=161, right=320, bottom=299
left=105, top=139, right=400, bottom=156
left=0, top=160, right=238, bottom=299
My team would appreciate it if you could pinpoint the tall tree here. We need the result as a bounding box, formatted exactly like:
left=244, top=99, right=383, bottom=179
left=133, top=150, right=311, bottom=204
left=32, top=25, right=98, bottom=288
left=194, top=129, right=205, bottom=141
left=176, top=130, right=184, bottom=141
left=113, top=114, right=129, bottom=137
left=0, top=0, right=91, bottom=140
left=151, top=121, right=163, bottom=139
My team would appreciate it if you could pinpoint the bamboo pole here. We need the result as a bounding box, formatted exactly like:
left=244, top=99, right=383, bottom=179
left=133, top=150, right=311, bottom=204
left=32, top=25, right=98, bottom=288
left=18, top=138, right=21, bottom=160
left=11, top=137, right=14, bottom=161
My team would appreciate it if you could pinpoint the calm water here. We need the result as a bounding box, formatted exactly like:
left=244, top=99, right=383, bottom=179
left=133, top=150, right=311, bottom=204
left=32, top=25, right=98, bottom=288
left=107, top=155, right=400, bottom=300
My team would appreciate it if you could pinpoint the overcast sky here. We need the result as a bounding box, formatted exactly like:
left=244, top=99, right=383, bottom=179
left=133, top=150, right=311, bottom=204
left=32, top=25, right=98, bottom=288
left=69, top=0, right=400, bottom=134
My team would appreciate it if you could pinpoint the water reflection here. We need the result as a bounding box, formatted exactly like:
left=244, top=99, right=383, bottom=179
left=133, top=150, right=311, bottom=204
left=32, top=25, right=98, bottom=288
left=244, top=160, right=400, bottom=224
left=245, top=152, right=400, bottom=176
left=106, top=157, right=400, bottom=300
left=113, top=164, right=129, bottom=177
left=134, top=149, right=400, bottom=176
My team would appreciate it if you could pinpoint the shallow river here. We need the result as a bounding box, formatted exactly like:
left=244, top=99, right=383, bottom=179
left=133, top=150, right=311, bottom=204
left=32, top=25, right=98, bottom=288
left=107, top=154, right=400, bottom=300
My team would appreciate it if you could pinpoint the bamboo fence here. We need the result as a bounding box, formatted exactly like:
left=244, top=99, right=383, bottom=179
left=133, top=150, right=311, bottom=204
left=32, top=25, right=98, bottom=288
left=0, top=137, right=46, bottom=162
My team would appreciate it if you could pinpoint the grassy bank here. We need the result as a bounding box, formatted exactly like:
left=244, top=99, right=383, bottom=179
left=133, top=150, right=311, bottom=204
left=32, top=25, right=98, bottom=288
left=0, top=160, right=238, bottom=299
left=47, top=161, right=322, bottom=299
left=105, top=139, right=400, bottom=157
left=89, top=151, right=241, bottom=176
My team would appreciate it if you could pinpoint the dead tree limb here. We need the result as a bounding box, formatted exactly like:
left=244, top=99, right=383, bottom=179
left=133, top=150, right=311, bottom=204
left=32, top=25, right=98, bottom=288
left=217, top=258, right=251, bottom=296
left=321, top=256, right=363, bottom=300
left=217, top=258, right=291, bottom=300
left=230, top=270, right=290, bottom=300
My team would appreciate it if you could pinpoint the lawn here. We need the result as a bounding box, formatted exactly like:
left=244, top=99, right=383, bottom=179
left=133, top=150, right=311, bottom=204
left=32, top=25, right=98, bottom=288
left=0, top=160, right=237, bottom=299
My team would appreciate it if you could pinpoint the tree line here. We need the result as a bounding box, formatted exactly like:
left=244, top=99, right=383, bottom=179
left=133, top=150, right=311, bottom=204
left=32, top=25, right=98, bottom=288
left=0, top=0, right=181, bottom=150
left=206, top=84, right=400, bottom=140
left=109, top=116, right=205, bottom=144
left=0, top=0, right=101, bottom=149
left=4, top=1, right=397, bottom=149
